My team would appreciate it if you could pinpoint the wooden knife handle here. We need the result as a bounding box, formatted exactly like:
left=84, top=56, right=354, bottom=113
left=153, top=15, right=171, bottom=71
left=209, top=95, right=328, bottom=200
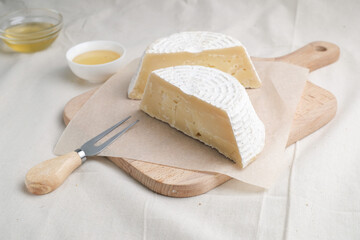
left=25, top=152, right=82, bottom=195
left=252, top=41, right=340, bottom=72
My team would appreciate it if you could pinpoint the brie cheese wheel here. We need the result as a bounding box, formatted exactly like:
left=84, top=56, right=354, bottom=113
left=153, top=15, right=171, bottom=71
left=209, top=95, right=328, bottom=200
left=128, top=31, right=261, bottom=99
left=140, top=65, right=265, bottom=168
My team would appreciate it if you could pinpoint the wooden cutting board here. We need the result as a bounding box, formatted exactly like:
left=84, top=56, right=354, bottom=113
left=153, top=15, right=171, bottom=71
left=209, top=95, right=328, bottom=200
left=63, top=41, right=339, bottom=197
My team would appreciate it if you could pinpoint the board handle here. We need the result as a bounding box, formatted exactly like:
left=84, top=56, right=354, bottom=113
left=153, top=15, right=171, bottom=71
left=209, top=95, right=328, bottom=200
left=25, top=152, right=82, bottom=195
left=252, top=41, right=340, bottom=72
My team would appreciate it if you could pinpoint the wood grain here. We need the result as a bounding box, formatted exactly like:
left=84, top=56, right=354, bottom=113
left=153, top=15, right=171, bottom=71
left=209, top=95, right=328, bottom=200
left=63, top=41, right=339, bottom=197
left=25, top=152, right=82, bottom=195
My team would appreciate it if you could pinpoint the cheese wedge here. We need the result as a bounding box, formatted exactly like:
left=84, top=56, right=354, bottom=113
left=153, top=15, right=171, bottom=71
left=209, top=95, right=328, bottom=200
left=140, top=65, right=265, bottom=168
left=128, top=31, right=261, bottom=99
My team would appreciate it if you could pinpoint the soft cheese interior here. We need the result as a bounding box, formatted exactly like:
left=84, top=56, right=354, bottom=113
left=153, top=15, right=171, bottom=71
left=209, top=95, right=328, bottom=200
left=128, top=32, right=261, bottom=99
left=140, top=66, right=265, bottom=168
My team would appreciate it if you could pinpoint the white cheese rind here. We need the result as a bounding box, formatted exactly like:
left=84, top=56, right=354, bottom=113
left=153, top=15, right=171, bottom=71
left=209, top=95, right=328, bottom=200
left=144, top=65, right=265, bottom=167
left=147, top=31, right=242, bottom=54
left=128, top=31, right=262, bottom=99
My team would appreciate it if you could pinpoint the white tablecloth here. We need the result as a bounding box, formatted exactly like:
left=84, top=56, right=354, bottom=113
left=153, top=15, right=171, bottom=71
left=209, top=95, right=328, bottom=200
left=1, top=0, right=359, bottom=239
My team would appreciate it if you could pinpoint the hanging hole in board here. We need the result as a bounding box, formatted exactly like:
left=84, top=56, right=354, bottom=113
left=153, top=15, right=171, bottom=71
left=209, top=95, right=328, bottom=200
left=315, top=46, right=327, bottom=52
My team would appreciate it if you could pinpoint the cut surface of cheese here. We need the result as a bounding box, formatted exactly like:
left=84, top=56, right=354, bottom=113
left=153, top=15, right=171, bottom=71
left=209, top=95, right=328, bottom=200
left=128, top=31, right=261, bottom=99
left=140, top=65, right=265, bottom=168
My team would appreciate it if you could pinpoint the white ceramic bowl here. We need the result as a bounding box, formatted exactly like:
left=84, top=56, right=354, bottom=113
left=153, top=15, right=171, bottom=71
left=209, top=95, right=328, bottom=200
left=66, top=40, right=126, bottom=83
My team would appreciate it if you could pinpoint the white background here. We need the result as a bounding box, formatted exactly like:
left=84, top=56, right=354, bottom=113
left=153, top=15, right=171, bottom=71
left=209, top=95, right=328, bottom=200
left=0, top=0, right=359, bottom=239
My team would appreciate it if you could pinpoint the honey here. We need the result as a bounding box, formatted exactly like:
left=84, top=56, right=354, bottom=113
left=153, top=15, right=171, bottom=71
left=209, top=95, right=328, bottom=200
left=72, top=50, right=121, bottom=65
left=3, top=22, right=59, bottom=53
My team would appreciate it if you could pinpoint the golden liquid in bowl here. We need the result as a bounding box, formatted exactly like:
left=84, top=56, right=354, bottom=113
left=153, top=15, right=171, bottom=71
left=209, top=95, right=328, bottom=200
left=73, top=50, right=121, bottom=65
left=2, top=22, right=58, bottom=53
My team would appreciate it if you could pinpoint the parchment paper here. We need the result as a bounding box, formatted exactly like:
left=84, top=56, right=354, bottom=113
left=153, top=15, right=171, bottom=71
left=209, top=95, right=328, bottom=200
left=54, top=59, right=308, bottom=188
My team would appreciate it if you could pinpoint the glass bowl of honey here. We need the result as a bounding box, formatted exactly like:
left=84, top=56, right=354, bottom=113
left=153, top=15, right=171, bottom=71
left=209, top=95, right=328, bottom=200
left=0, top=8, right=63, bottom=53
